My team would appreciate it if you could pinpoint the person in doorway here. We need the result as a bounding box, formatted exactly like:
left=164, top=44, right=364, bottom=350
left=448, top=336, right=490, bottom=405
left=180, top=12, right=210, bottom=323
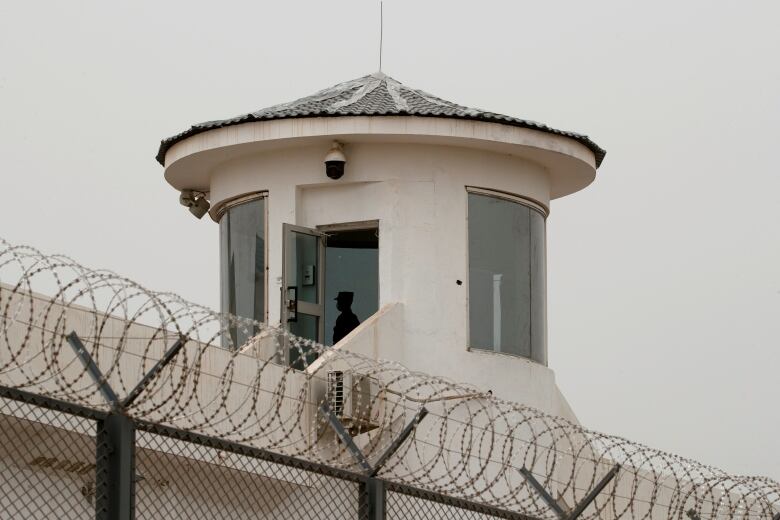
left=333, top=291, right=360, bottom=344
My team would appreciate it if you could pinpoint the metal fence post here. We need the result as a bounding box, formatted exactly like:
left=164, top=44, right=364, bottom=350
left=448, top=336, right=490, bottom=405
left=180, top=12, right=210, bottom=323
left=359, top=478, right=386, bottom=520
left=96, top=413, right=136, bottom=520
left=521, top=464, right=620, bottom=520
left=67, top=331, right=138, bottom=520
left=67, top=331, right=188, bottom=520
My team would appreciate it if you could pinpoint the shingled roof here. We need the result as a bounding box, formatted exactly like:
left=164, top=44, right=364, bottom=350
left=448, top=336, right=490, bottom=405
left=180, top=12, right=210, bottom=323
left=156, top=72, right=606, bottom=167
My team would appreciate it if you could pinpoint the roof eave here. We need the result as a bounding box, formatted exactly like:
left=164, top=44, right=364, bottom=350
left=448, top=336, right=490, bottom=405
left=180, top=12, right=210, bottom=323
left=157, top=113, right=605, bottom=168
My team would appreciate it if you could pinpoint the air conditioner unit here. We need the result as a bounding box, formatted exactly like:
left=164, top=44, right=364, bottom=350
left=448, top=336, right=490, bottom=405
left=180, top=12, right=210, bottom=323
left=327, top=371, right=379, bottom=435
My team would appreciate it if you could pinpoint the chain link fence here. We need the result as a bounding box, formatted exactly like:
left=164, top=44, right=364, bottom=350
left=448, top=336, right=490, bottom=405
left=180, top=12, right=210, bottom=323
left=385, top=484, right=535, bottom=520
left=134, top=428, right=361, bottom=519
left=0, top=392, right=98, bottom=518
left=1, top=385, right=521, bottom=520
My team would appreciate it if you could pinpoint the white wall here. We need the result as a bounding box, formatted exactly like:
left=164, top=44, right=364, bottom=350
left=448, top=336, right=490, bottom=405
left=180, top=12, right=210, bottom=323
left=206, top=141, right=575, bottom=419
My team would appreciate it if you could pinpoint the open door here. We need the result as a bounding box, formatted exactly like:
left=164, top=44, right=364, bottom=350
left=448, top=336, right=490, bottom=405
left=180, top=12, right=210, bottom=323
left=282, top=223, right=326, bottom=369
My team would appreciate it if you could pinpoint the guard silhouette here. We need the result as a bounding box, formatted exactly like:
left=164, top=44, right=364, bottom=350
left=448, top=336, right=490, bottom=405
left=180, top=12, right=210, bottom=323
left=333, top=291, right=360, bottom=344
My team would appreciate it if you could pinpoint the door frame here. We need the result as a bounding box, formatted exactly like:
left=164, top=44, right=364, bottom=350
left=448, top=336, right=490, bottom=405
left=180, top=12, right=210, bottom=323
left=317, top=219, right=380, bottom=234
left=316, top=220, right=381, bottom=347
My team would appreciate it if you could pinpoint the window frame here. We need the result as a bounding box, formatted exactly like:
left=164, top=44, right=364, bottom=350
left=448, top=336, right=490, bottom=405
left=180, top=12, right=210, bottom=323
left=465, top=186, right=548, bottom=364
left=465, top=186, right=549, bottom=218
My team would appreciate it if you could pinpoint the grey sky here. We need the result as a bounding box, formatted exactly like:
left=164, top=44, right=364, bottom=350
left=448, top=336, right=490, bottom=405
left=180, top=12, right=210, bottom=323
left=1, top=1, right=778, bottom=480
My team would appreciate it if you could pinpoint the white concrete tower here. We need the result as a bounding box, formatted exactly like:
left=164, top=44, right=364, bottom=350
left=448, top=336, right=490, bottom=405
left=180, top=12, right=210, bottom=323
left=157, top=72, right=605, bottom=421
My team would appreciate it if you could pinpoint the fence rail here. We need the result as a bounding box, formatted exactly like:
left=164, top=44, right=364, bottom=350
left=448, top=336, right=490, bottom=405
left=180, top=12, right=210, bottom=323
left=1, top=237, right=779, bottom=519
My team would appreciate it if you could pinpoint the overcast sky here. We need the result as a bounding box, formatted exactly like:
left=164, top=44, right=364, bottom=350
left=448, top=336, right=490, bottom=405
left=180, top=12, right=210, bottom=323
left=1, top=1, right=778, bottom=480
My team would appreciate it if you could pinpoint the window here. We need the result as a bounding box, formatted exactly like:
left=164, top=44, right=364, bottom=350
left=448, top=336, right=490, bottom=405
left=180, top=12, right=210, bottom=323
left=219, top=194, right=266, bottom=347
left=468, top=190, right=546, bottom=364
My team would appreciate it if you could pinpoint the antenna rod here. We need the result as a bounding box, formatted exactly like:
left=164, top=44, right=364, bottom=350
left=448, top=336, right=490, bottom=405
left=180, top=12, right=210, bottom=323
left=379, top=1, right=383, bottom=71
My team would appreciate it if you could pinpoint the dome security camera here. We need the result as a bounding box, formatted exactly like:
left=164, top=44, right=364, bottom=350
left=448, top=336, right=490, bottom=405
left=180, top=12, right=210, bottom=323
left=324, top=141, right=346, bottom=180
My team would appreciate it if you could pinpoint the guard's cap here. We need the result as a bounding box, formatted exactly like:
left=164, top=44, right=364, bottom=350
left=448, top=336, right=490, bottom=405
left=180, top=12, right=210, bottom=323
left=334, top=291, right=354, bottom=303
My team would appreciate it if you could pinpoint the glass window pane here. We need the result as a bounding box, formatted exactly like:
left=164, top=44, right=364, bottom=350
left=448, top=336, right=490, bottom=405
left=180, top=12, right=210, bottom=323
left=468, top=193, right=546, bottom=364
left=220, top=198, right=265, bottom=348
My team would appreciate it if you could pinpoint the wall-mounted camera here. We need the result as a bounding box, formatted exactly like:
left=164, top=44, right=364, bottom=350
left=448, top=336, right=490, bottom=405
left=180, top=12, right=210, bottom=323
left=179, top=189, right=211, bottom=219
left=324, top=141, right=346, bottom=180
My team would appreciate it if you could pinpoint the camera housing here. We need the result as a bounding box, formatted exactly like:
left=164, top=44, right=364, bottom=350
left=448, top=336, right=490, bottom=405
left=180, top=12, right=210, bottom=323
left=324, top=141, right=346, bottom=180
left=179, top=189, right=211, bottom=219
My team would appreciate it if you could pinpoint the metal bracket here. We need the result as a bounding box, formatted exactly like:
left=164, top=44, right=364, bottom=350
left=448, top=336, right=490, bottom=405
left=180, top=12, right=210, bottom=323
left=67, top=331, right=188, bottom=412
left=370, top=407, right=428, bottom=477
left=567, top=465, right=620, bottom=520
left=521, top=464, right=620, bottom=520
left=520, top=467, right=567, bottom=518
left=319, top=403, right=428, bottom=476
left=320, top=402, right=373, bottom=473
left=121, top=336, right=186, bottom=408
left=319, top=403, right=428, bottom=520
left=686, top=510, right=700, bottom=520
left=67, top=331, right=119, bottom=407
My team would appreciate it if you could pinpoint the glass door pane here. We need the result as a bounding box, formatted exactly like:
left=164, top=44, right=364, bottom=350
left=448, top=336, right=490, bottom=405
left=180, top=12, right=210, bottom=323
left=282, top=224, right=325, bottom=370
left=288, top=314, right=320, bottom=370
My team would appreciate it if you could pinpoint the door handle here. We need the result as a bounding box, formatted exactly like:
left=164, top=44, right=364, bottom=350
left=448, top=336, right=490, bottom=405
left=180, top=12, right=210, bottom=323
left=286, top=286, right=298, bottom=322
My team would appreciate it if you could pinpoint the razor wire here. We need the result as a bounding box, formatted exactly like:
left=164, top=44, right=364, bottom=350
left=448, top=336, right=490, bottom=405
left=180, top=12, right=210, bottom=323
left=0, top=237, right=778, bottom=520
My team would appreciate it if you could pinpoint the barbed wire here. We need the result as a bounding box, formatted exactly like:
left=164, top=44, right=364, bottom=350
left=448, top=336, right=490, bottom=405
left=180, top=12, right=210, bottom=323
left=0, top=237, right=777, bottom=519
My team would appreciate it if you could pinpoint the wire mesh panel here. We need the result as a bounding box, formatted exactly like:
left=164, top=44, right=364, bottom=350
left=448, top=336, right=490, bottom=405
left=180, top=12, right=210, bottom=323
left=134, top=428, right=361, bottom=519
left=386, top=487, right=532, bottom=520
left=0, top=396, right=98, bottom=519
